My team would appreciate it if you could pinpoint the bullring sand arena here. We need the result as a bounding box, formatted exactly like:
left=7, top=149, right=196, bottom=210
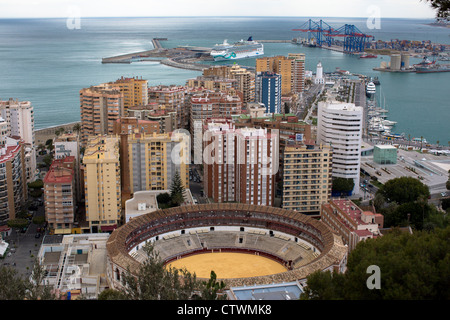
left=167, top=252, right=288, bottom=278
left=106, top=203, right=348, bottom=289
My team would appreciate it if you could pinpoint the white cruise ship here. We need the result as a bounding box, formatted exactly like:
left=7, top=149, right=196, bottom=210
left=210, top=37, right=264, bottom=61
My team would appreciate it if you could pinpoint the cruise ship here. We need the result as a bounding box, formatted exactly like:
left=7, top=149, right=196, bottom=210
left=366, top=81, right=376, bottom=98
left=210, top=37, right=264, bottom=61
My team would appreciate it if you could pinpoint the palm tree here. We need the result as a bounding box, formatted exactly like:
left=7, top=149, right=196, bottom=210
left=72, top=123, right=81, bottom=134
left=55, top=127, right=65, bottom=137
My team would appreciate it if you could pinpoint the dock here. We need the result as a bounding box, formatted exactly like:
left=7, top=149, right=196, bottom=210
left=101, top=38, right=286, bottom=71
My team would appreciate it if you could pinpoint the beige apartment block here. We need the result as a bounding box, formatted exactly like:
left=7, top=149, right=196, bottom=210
left=83, top=136, right=121, bottom=233
left=282, top=143, right=332, bottom=216
left=127, top=132, right=190, bottom=194
left=111, top=76, right=148, bottom=115
left=256, top=54, right=306, bottom=95
left=79, top=84, right=124, bottom=146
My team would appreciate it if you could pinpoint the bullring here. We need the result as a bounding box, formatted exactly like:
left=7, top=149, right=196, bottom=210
left=106, top=203, right=348, bottom=289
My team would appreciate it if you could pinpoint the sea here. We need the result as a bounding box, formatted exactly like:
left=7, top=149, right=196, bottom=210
left=0, top=17, right=448, bottom=143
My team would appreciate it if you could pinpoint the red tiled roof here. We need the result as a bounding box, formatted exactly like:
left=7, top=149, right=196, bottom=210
left=44, top=157, right=75, bottom=184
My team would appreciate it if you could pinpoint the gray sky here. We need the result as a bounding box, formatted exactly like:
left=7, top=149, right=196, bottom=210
left=0, top=0, right=437, bottom=18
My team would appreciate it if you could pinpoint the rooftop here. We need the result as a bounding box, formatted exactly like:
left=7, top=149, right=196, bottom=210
left=0, top=144, right=21, bottom=164
left=44, top=157, right=75, bottom=184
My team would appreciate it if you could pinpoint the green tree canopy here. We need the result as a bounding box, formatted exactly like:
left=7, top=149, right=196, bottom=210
left=119, top=242, right=201, bottom=300
left=423, top=0, right=450, bottom=17
left=377, top=176, right=430, bottom=205
left=0, top=260, right=56, bottom=300
left=170, top=170, right=185, bottom=206
left=332, top=177, right=355, bottom=193
left=27, top=179, right=43, bottom=189
left=300, top=226, right=450, bottom=300
left=7, top=219, right=29, bottom=230
left=0, top=266, right=28, bottom=300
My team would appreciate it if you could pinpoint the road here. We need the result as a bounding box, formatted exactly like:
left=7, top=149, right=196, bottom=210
left=2, top=195, right=46, bottom=278
left=296, top=83, right=324, bottom=122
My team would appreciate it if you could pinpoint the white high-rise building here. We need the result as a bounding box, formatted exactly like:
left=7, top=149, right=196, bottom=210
left=0, top=99, right=36, bottom=182
left=317, top=101, right=363, bottom=194
left=315, top=62, right=324, bottom=84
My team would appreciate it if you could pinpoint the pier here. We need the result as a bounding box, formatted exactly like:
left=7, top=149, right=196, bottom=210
left=101, top=38, right=261, bottom=71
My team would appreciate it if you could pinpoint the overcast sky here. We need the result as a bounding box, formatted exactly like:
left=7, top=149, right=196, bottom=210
left=0, top=0, right=437, bottom=19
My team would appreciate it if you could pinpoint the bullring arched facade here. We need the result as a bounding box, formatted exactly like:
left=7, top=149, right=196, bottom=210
left=106, top=203, right=348, bottom=289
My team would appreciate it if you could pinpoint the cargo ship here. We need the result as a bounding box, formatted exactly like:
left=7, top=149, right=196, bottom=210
left=415, top=63, right=450, bottom=73
left=210, top=37, right=264, bottom=61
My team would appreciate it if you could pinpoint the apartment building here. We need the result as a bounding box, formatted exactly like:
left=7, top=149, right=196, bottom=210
left=0, top=138, right=27, bottom=225
left=43, top=156, right=77, bottom=234
left=321, top=199, right=384, bottom=251
left=83, top=136, right=121, bottom=233
left=0, top=98, right=35, bottom=147
left=127, top=104, right=177, bottom=134
left=0, top=117, right=7, bottom=149
left=255, top=72, right=282, bottom=114
left=0, top=98, right=36, bottom=182
left=112, top=76, right=148, bottom=114
left=256, top=54, right=306, bottom=95
left=202, top=65, right=255, bottom=107
left=112, top=117, right=161, bottom=205
left=79, top=84, right=124, bottom=146
left=54, top=133, right=81, bottom=201
left=282, top=143, right=332, bottom=216
left=190, top=90, right=243, bottom=136
left=317, top=101, right=363, bottom=194
left=148, top=85, right=187, bottom=129
left=203, top=121, right=277, bottom=206
left=127, top=132, right=190, bottom=194
left=186, top=76, right=237, bottom=92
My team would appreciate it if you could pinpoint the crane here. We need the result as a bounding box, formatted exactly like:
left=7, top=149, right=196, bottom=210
left=293, top=19, right=373, bottom=53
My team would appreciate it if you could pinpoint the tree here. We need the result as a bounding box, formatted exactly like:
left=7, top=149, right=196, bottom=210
left=377, top=176, right=430, bottom=205
left=423, top=0, right=450, bottom=17
left=301, top=226, right=450, bottom=300
left=156, top=192, right=172, bottom=205
left=43, top=153, right=54, bottom=167
left=72, top=123, right=81, bottom=134
left=0, top=266, right=28, bottom=300
left=199, top=271, right=226, bottom=300
left=119, top=242, right=201, bottom=300
left=7, top=219, right=29, bottom=230
left=54, top=127, right=65, bottom=137
left=446, top=170, right=450, bottom=191
left=27, top=259, right=57, bottom=300
left=0, top=261, right=56, bottom=300
left=170, top=170, right=185, bottom=206
left=332, top=177, right=355, bottom=194
left=300, top=269, right=346, bottom=300
left=97, top=288, right=126, bottom=300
